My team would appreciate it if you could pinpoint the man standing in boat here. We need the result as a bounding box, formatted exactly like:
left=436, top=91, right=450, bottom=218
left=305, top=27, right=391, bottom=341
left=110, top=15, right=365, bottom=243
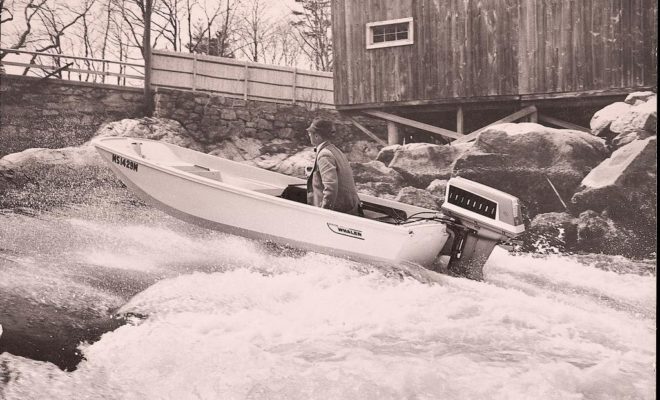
left=305, top=117, right=362, bottom=216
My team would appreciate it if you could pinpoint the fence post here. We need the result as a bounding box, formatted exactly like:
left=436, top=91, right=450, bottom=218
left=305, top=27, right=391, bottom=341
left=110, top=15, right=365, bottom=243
left=292, top=68, right=297, bottom=105
left=243, top=63, right=249, bottom=100
left=192, top=54, right=197, bottom=91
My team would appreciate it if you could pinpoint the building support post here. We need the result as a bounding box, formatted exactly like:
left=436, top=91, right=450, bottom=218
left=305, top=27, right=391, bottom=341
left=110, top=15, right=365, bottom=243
left=456, top=106, right=464, bottom=134
left=529, top=108, right=538, bottom=123
left=387, top=121, right=401, bottom=145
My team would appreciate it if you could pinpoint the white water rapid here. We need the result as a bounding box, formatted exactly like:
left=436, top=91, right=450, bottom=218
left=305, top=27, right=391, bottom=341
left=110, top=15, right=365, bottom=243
left=0, top=204, right=655, bottom=399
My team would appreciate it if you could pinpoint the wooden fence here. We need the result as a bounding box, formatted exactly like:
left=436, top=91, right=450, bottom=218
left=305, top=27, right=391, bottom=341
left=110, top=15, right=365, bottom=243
left=151, top=50, right=334, bottom=108
left=0, top=48, right=144, bottom=86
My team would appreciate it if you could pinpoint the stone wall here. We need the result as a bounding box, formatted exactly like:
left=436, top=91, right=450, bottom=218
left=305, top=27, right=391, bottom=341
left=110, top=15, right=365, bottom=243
left=153, top=87, right=387, bottom=156
left=0, top=76, right=388, bottom=158
left=0, top=75, right=144, bottom=157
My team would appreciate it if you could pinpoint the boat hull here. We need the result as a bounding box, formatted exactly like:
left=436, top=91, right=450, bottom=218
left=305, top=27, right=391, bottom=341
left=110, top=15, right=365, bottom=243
left=94, top=137, right=449, bottom=267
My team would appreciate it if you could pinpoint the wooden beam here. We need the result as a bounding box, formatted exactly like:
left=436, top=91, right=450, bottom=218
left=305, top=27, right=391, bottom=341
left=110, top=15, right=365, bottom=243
left=348, top=117, right=387, bottom=146
left=362, top=110, right=463, bottom=140
left=453, top=105, right=538, bottom=144
left=538, top=114, right=590, bottom=133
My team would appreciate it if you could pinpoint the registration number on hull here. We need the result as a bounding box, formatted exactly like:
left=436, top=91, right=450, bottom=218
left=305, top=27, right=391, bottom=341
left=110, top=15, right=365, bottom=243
left=112, top=154, right=139, bottom=172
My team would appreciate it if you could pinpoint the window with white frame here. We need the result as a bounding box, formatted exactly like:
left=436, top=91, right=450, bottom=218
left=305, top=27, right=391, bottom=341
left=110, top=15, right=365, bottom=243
left=366, top=17, right=414, bottom=49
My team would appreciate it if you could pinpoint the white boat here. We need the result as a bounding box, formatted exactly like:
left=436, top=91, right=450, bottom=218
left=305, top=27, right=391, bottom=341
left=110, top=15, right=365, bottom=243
left=93, top=137, right=525, bottom=277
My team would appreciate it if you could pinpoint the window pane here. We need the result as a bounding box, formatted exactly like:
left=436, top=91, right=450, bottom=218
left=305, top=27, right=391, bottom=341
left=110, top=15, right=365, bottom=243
left=370, top=20, right=412, bottom=45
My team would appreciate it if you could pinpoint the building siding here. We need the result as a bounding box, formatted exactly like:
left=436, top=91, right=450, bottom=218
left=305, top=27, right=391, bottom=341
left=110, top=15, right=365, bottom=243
left=332, top=0, right=657, bottom=107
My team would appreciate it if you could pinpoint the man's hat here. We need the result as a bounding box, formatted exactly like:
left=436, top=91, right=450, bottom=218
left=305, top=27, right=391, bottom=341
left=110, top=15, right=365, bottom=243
left=306, top=117, right=334, bottom=137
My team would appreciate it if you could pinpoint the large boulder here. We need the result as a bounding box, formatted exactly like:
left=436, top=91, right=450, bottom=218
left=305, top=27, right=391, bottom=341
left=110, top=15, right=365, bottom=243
left=522, top=212, right=578, bottom=254
left=590, top=102, right=632, bottom=141
left=425, top=179, right=448, bottom=201
left=394, top=186, right=442, bottom=210
left=0, top=145, right=126, bottom=210
left=343, top=140, right=382, bottom=163
left=625, top=91, right=656, bottom=105
left=589, top=93, right=657, bottom=150
left=573, top=211, right=648, bottom=258
left=97, top=117, right=204, bottom=151
left=253, top=149, right=316, bottom=178
left=388, top=142, right=472, bottom=188
left=610, top=96, right=657, bottom=150
left=571, top=136, right=657, bottom=235
left=208, top=137, right=263, bottom=162
left=376, top=144, right=402, bottom=165
left=453, top=123, right=609, bottom=217
left=0, top=117, right=204, bottom=210
left=523, top=210, right=652, bottom=258
left=352, top=160, right=406, bottom=198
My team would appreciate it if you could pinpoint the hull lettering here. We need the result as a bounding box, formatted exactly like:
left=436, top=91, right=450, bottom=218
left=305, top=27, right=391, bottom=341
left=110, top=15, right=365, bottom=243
left=327, top=223, right=364, bottom=240
left=112, top=154, right=139, bottom=172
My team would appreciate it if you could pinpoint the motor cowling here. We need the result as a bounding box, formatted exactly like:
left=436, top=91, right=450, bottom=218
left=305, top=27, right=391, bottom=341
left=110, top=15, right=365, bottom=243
left=439, top=177, right=525, bottom=280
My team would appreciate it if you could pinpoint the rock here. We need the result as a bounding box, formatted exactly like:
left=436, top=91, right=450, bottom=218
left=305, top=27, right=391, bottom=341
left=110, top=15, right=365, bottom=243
left=375, top=144, right=401, bottom=165
left=609, top=97, right=657, bottom=150
left=610, top=96, right=657, bottom=137
left=522, top=210, right=653, bottom=258
left=571, top=136, right=656, bottom=236
left=611, top=129, right=655, bottom=150
left=574, top=210, right=648, bottom=258
left=590, top=102, right=632, bottom=140
left=426, top=179, right=448, bottom=201
left=344, top=140, right=382, bottom=163
left=394, top=186, right=442, bottom=210
left=254, top=149, right=316, bottom=178
left=208, top=137, right=262, bottom=162
left=0, top=145, right=129, bottom=210
left=625, top=91, right=656, bottom=105
left=453, top=122, right=609, bottom=217
left=96, top=117, right=204, bottom=151
left=522, top=212, right=578, bottom=254
left=389, top=142, right=472, bottom=188
left=259, top=140, right=301, bottom=156
left=276, top=127, right=296, bottom=140
left=355, top=182, right=397, bottom=199
left=351, top=161, right=405, bottom=196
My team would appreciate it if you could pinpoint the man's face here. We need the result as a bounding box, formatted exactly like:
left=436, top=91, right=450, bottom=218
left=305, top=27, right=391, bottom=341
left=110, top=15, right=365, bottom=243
left=307, top=126, right=323, bottom=146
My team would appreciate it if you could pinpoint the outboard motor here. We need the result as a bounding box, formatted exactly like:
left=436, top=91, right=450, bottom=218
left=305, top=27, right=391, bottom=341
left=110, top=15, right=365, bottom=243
left=439, top=177, right=525, bottom=280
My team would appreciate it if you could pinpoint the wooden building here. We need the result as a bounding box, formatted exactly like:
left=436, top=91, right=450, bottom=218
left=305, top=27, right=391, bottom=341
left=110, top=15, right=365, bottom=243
left=332, top=0, right=657, bottom=143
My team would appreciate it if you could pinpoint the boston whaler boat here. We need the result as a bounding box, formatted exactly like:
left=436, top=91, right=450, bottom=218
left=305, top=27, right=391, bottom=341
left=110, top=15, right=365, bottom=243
left=93, top=137, right=525, bottom=277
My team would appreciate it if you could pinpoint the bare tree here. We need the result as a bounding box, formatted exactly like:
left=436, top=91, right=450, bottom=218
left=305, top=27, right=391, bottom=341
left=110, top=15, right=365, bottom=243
left=5, top=0, right=96, bottom=76
left=264, top=19, right=301, bottom=67
left=153, top=0, right=184, bottom=51
left=291, top=0, right=332, bottom=71
left=184, top=0, right=196, bottom=51
left=186, top=0, right=238, bottom=58
left=0, top=0, right=48, bottom=59
left=1, top=0, right=15, bottom=24
left=235, top=0, right=273, bottom=62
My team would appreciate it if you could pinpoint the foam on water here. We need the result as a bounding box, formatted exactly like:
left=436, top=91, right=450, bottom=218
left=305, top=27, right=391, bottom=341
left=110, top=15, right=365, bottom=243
left=0, top=209, right=656, bottom=399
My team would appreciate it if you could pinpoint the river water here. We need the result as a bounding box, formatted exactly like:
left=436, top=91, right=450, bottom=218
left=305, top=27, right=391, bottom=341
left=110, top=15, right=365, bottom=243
left=0, top=199, right=656, bottom=399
